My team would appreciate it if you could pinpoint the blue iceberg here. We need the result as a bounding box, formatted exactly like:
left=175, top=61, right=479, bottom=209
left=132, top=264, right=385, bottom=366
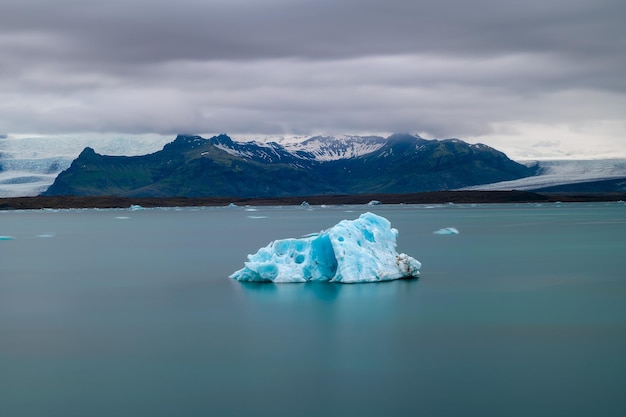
left=230, top=212, right=421, bottom=283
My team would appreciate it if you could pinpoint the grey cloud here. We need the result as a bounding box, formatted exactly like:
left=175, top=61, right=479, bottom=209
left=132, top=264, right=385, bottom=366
left=0, top=0, right=625, bottom=157
left=1, top=53, right=625, bottom=137
left=2, top=0, right=624, bottom=62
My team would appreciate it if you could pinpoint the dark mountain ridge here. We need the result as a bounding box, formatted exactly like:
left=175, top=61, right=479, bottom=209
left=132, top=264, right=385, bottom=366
left=43, top=133, right=538, bottom=197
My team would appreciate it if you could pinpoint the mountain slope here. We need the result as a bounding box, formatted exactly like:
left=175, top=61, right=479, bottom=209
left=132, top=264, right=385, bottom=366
left=44, top=135, right=336, bottom=197
left=43, top=133, right=537, bottom=197
left=320, top=134, right=536, bottom=193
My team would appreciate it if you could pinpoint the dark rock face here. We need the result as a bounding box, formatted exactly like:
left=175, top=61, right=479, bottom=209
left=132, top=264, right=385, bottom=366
left=43, top=134, right=538, bottom=197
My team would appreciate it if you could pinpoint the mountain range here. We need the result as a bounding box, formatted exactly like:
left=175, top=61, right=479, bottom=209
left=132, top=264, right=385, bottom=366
left=43, top=133, right=537, bottom=197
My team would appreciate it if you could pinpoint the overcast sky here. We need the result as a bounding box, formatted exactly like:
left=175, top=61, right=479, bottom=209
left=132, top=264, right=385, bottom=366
left=1, top=0, right=625, bottom=158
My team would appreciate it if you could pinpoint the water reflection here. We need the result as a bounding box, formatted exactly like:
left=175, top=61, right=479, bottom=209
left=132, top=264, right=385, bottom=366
left=235, top=277, right=420, bottom=304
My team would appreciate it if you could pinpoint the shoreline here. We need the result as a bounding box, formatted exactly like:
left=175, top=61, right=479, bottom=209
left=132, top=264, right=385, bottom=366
left=1, top=191, right=625, bottom=210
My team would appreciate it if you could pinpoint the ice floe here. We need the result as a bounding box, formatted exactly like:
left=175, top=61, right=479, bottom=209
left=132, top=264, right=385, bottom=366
left=433, top=227, right=459, bottom=235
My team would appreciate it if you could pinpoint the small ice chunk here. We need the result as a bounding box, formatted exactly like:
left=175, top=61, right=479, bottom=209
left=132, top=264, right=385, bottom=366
left=0, top=235, right=14, bottom=240
left=129, top=204, right=144, bottom=211
left=367, top=200, right=382, bottom=206
left=300, top=201, right=310, bottom=207
left=433, top=227, right=459, bottom=235
left=230, top=212, right=421, bottom=283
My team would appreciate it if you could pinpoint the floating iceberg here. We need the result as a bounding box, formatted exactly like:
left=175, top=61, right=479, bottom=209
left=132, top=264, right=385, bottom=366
left=230, top=212, right=421, bottom=283
left=433, top=227, right=459, bottom=235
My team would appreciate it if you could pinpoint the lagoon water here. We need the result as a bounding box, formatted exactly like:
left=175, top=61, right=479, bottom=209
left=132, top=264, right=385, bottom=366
left=1, top=203, right=626, bottom=416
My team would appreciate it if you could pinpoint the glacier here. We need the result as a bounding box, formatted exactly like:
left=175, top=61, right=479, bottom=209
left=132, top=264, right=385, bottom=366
left=463, top=159, right=626, bottom=191
left=0, top=134, right=171, bottom=197
left=230, top=212, right=421, bottom=283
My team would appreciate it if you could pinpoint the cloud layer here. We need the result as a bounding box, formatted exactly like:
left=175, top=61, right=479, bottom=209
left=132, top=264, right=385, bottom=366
left=1, top=0, right=625, bottom=157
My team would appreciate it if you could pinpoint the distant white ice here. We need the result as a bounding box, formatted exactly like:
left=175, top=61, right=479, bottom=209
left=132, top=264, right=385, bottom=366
left=230, top=212, right=421, bottom=283
left=433, top=227, right=459, bottom=235
left=463, top=159, right=626, bottom=191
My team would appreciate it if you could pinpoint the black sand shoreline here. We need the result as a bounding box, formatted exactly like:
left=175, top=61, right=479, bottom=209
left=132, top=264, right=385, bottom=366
left=1, top=191, right=625, bottom=210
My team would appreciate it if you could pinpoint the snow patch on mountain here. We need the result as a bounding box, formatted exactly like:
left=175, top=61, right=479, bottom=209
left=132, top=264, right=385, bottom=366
left=214, top=140, right=310, bottom=163
left=220, top=134, right=387, bottom=162
left=283, top=135, right=387, bottom=161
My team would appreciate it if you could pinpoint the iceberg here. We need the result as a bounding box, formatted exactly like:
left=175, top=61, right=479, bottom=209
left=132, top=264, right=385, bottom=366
left=433, top=227, right=459, bottom=235
left=230, top=212, right=421, bottom=283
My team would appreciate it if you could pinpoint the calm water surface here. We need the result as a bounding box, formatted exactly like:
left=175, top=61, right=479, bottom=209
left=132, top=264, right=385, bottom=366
left=1, top=203, right=625, bottom=417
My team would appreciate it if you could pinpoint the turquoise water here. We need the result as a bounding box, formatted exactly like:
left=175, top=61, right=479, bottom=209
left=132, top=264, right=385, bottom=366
left=1, top=203, right=625, bottom=416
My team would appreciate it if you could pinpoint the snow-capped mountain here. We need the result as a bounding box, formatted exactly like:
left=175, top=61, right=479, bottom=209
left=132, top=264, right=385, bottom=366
left=4, top=133, right=626, bottom=197
left=2, top=133, right=389, bottom=196
left=42, top=134, right=536, bottom=197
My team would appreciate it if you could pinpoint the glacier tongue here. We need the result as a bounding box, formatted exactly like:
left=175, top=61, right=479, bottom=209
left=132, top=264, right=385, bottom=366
left=229, top=212, right=421, bottom=283
left=0, top=134, right=172, bottom=197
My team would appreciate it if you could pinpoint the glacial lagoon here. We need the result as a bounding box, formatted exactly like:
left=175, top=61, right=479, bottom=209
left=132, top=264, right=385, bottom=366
left=1, top=203, right=626, bottom=416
